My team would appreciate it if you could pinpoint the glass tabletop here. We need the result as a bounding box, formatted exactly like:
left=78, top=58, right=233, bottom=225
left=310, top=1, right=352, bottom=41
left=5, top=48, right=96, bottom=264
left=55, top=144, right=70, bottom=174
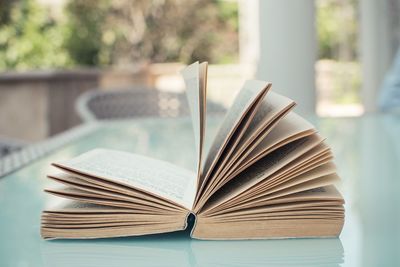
left=0, top=114, right=399, bottom=267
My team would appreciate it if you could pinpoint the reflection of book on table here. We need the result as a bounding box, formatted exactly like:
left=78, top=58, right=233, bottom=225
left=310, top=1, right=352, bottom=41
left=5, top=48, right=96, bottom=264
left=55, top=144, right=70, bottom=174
left=41, top=232, right=344, bottom=267
left=41, top=231, right=190, bottom=267
left=191, top=238, right=344, bottom=266
left=41, top=62, right=345, bottom=240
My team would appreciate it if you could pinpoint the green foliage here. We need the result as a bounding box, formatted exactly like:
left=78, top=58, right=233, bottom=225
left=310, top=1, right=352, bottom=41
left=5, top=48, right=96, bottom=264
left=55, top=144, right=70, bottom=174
left=316, top=0, right=361, bottom=105
left=316, top=0, right=359, bottom=60
left=0, top=0, right=238, bottom=70
left=63, top=0, right=239, bottom=66
left=0, top=0, right=71, bottom=70
left=63, top=0, right=109, bottom=66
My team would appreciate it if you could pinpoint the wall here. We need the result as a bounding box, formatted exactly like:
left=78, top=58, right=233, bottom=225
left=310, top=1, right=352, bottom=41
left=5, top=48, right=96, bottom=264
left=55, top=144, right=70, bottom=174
left=0, top=66, right=150, bottom=141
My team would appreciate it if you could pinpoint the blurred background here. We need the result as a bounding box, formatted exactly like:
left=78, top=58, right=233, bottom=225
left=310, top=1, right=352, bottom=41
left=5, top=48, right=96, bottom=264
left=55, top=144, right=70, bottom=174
left=0, top=0, right=399, bottom=144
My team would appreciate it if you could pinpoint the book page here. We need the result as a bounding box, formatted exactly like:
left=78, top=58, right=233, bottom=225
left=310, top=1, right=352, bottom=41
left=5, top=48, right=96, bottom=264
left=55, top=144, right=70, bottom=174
left=223, top=183, right=343, bottom=216
left=197, top=80, right=271, bottom=204
left=201, top=91, right=296, bottom=199
left=225, top=112, right=316, bottom=180
left=181, top=62, right=207, bottom=180
left=192, top=184, right=344, bottom=239
left=252, top=112, right=315, bottom=156
left=53, top=149, right=197, bottom=210
left=43, top=199, right=136, bottom=213
left=202, top=134, right=323, bottom=212
left=46, top=173, right=183, bottom=212
left=213, top=171, right=340, bottom=216
left=235, top=91, right=296, bottom=151
left=245, top=161, right=336, bottom=200
left=247, top=174, right=340, bottom=208
left=47, top=171, right=182, bottom=211
left=278, top=185, right=343, bottom=203
left=223, top=185, right=343, bottom=210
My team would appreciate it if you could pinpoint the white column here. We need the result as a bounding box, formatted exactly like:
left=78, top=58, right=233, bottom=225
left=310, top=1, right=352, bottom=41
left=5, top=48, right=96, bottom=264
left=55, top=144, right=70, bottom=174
left=238, top=0, right=260, bottom=67
left=359, top=0, right=399, bottom=113
left=256, top=0, right=316, bottom=116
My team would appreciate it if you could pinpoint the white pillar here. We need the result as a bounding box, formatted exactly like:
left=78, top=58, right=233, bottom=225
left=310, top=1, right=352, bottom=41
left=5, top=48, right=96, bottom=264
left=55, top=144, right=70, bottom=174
left=359, top=0, right=399, bottom=113
left=238, top=0, right=260, bottom=67
left=256, top=0, right=316, bottom=116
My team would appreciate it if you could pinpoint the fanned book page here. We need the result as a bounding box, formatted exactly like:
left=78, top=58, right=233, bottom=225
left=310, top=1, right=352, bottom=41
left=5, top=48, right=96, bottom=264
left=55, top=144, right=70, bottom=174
left=41, top=62, right=344, bottom=240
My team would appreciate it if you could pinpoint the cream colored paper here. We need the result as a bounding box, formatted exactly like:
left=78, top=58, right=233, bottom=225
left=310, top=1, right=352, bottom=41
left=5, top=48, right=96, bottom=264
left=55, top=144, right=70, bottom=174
left=54, top=148, right=197, bottom=210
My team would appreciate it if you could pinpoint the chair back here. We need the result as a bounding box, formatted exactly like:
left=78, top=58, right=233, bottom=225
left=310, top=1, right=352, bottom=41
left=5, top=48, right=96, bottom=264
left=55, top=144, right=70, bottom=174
left=76, top=87, right=225, bottom=122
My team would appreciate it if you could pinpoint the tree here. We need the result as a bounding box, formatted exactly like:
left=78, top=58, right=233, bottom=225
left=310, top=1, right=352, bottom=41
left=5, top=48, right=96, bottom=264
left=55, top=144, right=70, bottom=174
left=316, top=0, right=359, bottom=61
left=64, top=0, right=239, bottom=66
left=0, top=0, right=239, bottom=70
left=0, top=0, right=70, bottom=70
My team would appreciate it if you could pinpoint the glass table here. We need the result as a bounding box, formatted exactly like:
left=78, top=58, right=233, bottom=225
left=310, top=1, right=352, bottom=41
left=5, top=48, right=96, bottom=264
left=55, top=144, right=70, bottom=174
left=0, top=114, right=399, bottom=266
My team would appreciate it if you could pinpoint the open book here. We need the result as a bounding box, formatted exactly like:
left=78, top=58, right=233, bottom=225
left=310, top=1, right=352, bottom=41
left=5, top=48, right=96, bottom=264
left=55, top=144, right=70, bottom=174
left=41, top=62, right=344, bottom=240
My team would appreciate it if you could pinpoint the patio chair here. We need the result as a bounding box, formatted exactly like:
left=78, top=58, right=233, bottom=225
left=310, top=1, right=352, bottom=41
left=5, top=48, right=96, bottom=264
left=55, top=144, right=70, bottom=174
left=0, top=136, right=26, bottom=158
left=76, top=87, right=226, bottom=122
